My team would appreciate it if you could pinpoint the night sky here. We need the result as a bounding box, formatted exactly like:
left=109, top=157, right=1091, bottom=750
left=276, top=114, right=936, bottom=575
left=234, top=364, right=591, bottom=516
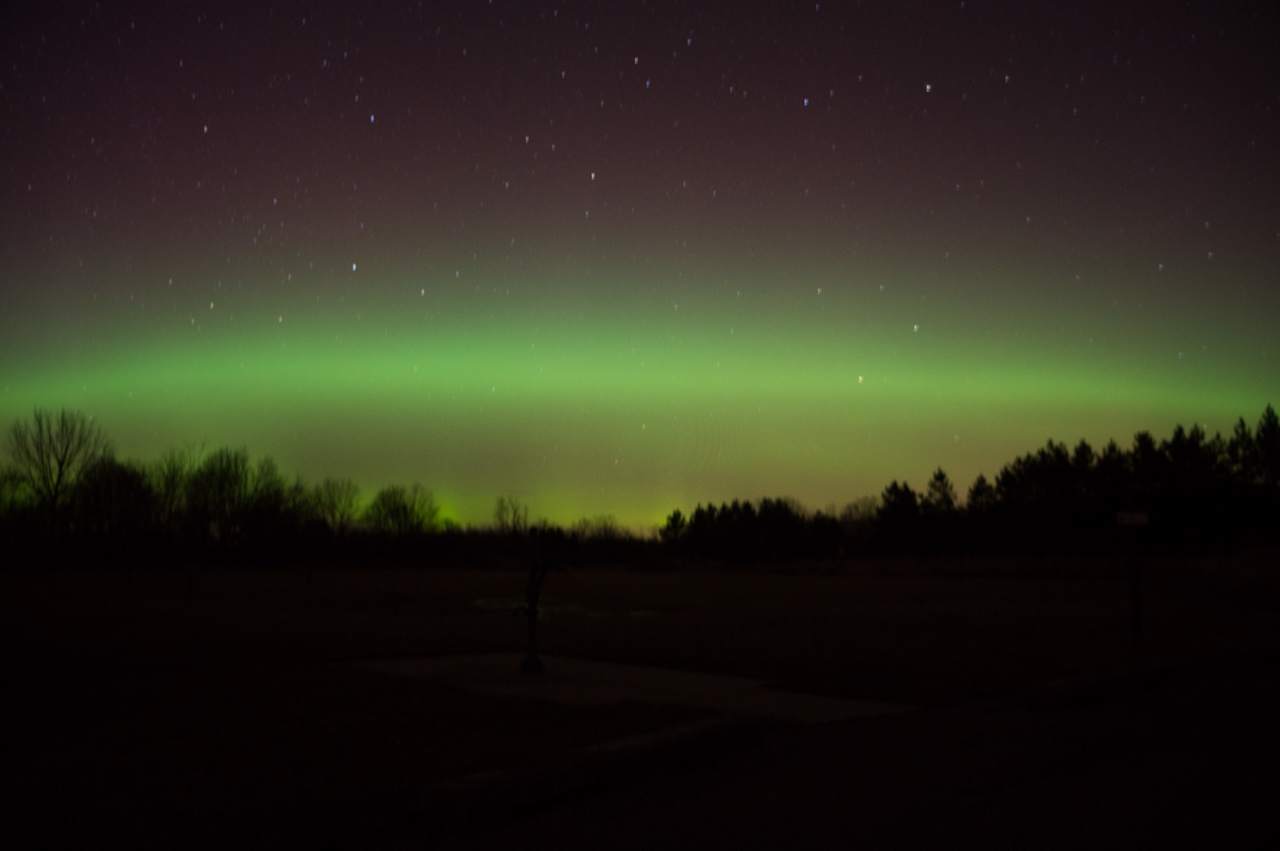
left=2, top=2, right=1278, bottom=527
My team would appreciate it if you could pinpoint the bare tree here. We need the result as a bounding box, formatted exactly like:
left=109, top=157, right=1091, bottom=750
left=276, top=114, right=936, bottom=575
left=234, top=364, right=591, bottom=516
left=493, top=494, right=529, bottom=534
left=186, top=447, right=251, bottom=542
left=364, top=483, right=439, bottom=535
left=571, top=514, right=623, bottom=541
left=0, top=463, right=27, bottom=513
left=314, top=477, right=360, bottom=532
left=7, top=408, right=111, bottom=515
left=151, top=447, right=197, bottom=530
left=839, top=495, right=880, bottom=525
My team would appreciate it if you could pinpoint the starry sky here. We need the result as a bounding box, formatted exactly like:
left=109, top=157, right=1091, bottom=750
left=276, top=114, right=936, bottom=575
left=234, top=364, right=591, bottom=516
left=2, top=2, right=1278, bottom=527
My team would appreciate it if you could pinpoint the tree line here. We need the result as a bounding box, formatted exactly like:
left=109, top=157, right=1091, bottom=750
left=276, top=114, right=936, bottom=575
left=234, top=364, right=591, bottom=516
left=2, top=411, right=435, bottom=540
left=2, top=404, right=1278, bottom=568
left=660, top=405, right=1280, bottom=559
left=0, top=409, right=637, bottom=568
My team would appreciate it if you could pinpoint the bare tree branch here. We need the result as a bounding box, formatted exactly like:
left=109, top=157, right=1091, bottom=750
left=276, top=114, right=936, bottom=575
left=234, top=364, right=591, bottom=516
left=7, top=408, right=111, bottom=515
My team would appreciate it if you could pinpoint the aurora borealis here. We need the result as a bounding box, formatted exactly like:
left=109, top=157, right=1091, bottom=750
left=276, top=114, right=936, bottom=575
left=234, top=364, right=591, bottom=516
left=2, top=3, right=1278, bottom=527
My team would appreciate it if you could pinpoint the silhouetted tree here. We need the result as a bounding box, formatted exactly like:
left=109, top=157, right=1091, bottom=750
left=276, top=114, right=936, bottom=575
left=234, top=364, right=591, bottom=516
left=0, top=463, right=29, bottom=526
left=314, top=477, right=360, bottom=533
left=837, top=495, right=879, bottom=550
left=364, top=484, right=439, bottom=535
left=285, top=475, right=314, bottom=524
left=756, top=497, right=807, bottom=557
left=966, top=474, right=996, bottom=513
left=8, top=398, right=1280, bottom=565
left=840, top=495, right=879, bottom=525
left=1163, top=425, right=1216, bottom=493
left=572, top=514, right=623, bottom=541
left=72, top=456, right=155, bottom=538
left=878, top=480, right=919, bottom=523
left=1257, top=404, right=1280, bottom=489
left=1129, top=431, right=1164, bottom=510
left=1071, top=439, right=1096, bottom=472
left=1226, top=417, right=1255, bottom=482
left=242, top=456, right=288, bottom=535
left=151, top=448, right=196, bottom=532
left=185, top=447, right=251, bottom=542
left=1094, top=440, right=1128, bottom=512
left=684, top=503, right=717, bottom=555
left=875, top=480, right=921, bottom=550
left=673, top=496, right=839, bottom=560
left=1070, top=440, right=1097, bottom=507
left=807, top=509, right=844, bottom=558
left=1005, top=440, right=1074, bottom=511
left=924, top=468, right=957, bottom=514
left=659, top=508, right=687, bottom=543
left=7, top=408, right=111, bottom=518
left=493, top=495, right=530, bottom=534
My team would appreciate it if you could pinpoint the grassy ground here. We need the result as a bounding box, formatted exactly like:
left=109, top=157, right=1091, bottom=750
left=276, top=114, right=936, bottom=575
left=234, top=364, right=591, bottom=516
left=6, top=555, right=1279, bottom=847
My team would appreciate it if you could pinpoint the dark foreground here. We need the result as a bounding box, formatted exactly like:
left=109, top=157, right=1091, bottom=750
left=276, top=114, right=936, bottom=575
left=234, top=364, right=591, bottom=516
left=6, top=557, right=1279, bottom=849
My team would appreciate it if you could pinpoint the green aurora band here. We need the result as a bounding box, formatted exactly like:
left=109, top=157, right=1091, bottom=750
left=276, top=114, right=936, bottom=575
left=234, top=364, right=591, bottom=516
left=3, top=260, right=1275, bottom=529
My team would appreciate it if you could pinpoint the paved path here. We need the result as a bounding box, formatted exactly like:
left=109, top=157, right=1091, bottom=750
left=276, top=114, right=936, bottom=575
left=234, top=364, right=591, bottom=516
left=362, top=654, right=912, bottom=724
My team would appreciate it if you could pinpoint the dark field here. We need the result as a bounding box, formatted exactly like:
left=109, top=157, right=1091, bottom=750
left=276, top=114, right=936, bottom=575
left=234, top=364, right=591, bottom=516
left=7, top=556, right=1280, bottom=848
